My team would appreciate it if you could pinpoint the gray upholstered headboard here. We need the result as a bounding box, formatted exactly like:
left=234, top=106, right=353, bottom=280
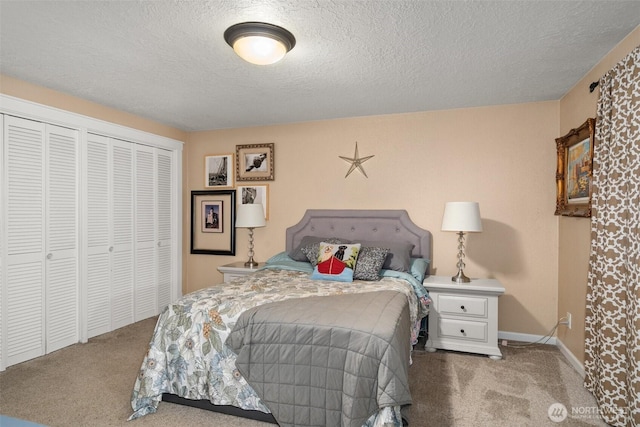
left=285, top=209, right=432, bottom=261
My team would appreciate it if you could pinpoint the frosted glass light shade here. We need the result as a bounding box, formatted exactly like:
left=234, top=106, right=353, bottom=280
left=236, top=204, right=266, bottom=228
left=232, top=36, right=287, bottom=65
left=224, top=22, right=296, bottom=66
left=441, top=202, right=483, bottom=232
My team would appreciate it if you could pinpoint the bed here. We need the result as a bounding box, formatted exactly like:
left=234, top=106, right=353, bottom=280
left=129, top=209, right=432, bottom=426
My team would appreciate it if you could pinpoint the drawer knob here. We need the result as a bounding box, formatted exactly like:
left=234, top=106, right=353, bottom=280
left=460, top=305, right=466, bottom=311
left=460, top=329, right=466, bottom=335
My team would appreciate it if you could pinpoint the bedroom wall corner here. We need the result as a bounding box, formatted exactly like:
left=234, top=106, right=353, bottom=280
left=556, top=25, right=640, bottom=366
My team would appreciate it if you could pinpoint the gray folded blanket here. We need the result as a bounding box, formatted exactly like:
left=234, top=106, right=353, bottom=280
left=226, top=290, right=412, bottom=427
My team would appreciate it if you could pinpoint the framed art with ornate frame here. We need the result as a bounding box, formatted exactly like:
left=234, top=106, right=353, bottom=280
left=237, top=184, right=269, bottom=220
left=555, top=118, right=595, bottom=217
left=236, top=143, right=274, bottom=181
left=190, top=190, right=236, bottom=255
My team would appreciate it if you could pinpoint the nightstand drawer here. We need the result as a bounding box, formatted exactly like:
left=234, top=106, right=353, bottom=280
left=438, top=294, right=488, bottom=318
left=437, top=318, right=488, bottom=342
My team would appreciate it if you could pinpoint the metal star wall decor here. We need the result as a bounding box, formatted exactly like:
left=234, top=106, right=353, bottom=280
left=339, top=142, right=375, bottom=178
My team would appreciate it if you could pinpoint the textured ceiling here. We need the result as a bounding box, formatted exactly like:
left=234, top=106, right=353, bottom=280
left=1, top=1, right=639, bottom=132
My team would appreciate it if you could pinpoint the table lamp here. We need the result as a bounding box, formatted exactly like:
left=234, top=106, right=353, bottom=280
left=235, top=203, right=266, bottom=267
left=441, top=202, right=483, bottom=283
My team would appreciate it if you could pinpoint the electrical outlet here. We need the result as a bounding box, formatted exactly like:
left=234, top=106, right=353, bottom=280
left=560, top=312, right=572, bottom=329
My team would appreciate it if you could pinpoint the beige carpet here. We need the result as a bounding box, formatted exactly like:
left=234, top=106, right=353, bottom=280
left=0, top=317, right=606, bottom=426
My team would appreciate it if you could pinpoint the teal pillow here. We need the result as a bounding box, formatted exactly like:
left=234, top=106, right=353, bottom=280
left=266, top=251, right=296, bottom=263
left=263, top=251, right=316, bottom=272
left=410, top=257, right=431, bottom=282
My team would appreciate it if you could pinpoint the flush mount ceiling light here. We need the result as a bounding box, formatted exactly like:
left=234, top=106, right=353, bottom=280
left=224, top=22, right=296, bottom=65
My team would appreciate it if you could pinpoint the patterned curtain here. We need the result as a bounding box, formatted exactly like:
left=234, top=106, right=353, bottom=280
left=584, top=45, right=640, bottom=427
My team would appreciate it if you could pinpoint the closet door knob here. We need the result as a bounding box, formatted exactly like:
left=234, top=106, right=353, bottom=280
left=47, top=253, right=53, bottom=260
left=109, top=246, right=114, bottom=252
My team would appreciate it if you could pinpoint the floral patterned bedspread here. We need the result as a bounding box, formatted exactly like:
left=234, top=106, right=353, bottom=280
left=129, top=265, right=429, bottom=425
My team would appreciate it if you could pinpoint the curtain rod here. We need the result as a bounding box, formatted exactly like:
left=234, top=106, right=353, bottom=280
left=589, top=81, right=599, bottom=93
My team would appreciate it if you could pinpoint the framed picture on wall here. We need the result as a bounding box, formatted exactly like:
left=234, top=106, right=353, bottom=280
left=236, top=143, right=274, bottom=181
left=237, top=184, right=269, bottom=220
left=555, top=118, right=595, bottom=217
left=191, top=190, right=236, bottom=255
left=201, top=200, right=222, bottom=233
left=204, top=153, right=234, bottom=188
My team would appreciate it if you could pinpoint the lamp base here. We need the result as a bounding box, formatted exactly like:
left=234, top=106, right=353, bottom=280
left=451, top=231, right=471, bottom=283
left=244, top=228, right=259, bottom=268
left=244, top=258, right=259, bottom=268
left=451, top=270, right=471, bottom=283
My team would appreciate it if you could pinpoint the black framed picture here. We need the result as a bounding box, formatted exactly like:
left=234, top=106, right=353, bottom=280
left=190, top=189, right=236, bottom=255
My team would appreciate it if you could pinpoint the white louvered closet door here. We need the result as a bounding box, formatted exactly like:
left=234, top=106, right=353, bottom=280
left=45, top=124, right=79, bottom=352
left=86, top=136, right=175, bottom=337
left=156, top=149, right=173, bottom=311
left=85, top=134, right=112, bottom=338
left=110, top=138, right=134, bottom=330
left=85, top=135, right=134, bottom=336
left=3, top=116, right=46, bottom=367
left=134, top=145, right=156, bottom=321
left=133, top=146, right=175, bottom=319
left=2, top=96, right=181, bottom=369
left=2, top=117, right=78, bottom=365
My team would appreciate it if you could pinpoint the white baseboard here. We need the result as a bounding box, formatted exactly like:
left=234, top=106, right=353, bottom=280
left=498, top=331, right=585, bottom=378
left=556, top=338, right=586, bottom=378
left=498, top=330, right=557, bottom=345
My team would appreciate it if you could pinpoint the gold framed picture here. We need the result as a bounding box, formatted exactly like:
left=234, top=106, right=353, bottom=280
left=236, top=143, right=274, bottom=181
left=555, top=118, right=595, bottom=217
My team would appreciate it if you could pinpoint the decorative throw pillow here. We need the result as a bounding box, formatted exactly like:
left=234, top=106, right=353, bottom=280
left=301, top=237, right=349, bottom=266
left=310, top=242, right=361, bottom=282
left=354, top=247, right=390, bottom=281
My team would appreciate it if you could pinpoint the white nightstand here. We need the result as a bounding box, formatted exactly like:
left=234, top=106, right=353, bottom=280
left=423, top=276, right=505, bottom=360
left=217, top=261, right=259, bottom=283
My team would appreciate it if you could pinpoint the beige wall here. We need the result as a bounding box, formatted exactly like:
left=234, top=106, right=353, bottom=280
left=186, top=102, right=560, bottom=336
left=556, top=26, right=640, bottom=364
left=0, top=74, right=188, bottom=142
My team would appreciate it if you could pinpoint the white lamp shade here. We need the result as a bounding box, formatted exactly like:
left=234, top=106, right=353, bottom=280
left=236, top=204, right=266, bottom=228
left=441, top=202, right=483, bottom=232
